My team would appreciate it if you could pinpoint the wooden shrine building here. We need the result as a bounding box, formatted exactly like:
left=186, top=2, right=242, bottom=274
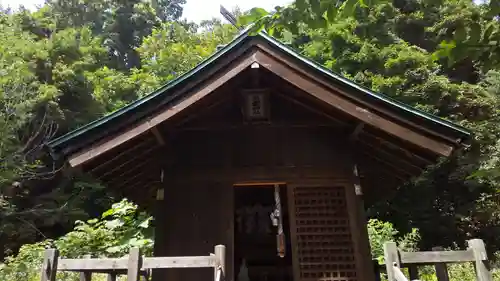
left=48, top=30, right=471, bottom=281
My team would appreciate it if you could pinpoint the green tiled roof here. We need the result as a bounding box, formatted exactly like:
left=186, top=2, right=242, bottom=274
left=48, top=29, right=471, bottom=157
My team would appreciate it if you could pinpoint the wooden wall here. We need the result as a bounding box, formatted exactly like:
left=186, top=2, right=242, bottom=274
left=151, top=92, right=375, bottom=281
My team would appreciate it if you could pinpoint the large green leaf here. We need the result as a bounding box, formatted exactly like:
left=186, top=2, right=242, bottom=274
left=237, top=7, right=270, bottom=27
left=341, top=0, right=359, bottom=17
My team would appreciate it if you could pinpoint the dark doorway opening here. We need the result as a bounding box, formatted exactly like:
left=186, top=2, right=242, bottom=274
left=233, top=184, right=293, bottom=281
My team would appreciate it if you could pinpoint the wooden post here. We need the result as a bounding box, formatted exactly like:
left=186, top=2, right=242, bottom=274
left=107, top=273, right=117, bottom=281
left=468, top=239, right=492, bottom=281
left=432, top=246, right=449, bottom=281
left=215, top=245, right=226, bottom=281
left=127, top=247, right=142, bottom=281
left=408, top=265, right=419, bottom=281
left=79, top=254, right=92, bottom=281
left=40, top=248, right=59, bottom=281
left=373, top=260, right=381, bottom=281
left=384, top=242, right=399, bottom=281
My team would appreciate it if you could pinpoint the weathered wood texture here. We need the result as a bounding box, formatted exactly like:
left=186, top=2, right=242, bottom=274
left=157, top=181, right=233, bottom=281
left=289, top=185, right=357, bottom=281
left=382, top=239, right=492, bottom=281
left=79, top=255, right=92, bottom=281
left=432, top=247, right=450, bottom=281
left=469, top=239, right=492, bottom=281
left=77, top=65, right=440, bottom=209
left=40, top=245, right=226, bottom=281
left=40, top=248, right=58, bottom=281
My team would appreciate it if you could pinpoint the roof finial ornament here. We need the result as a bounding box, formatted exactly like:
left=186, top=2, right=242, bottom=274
left=220, top=5, right=242, bottom=30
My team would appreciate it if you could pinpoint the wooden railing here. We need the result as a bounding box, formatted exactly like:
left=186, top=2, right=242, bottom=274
left=382, top=239, right=492, bottom=281
left=40, top=245, right=226, bottom=281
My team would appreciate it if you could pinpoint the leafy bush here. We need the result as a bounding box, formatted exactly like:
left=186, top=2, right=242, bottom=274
left=368, top=219, right=420, bottom=264
left=3, top=207, right=500, bottom=281
left=0, top=199, right=152, bottom=281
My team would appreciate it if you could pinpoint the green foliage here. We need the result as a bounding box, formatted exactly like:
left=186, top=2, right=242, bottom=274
left=0, top=2, right=237, bottom=257
left=0, top=199, right=152, bottom=281
left=367, top=219, right=420, bottom=263
left=2, top=0, right=500, bottom=272
left=243, top=0, right=500, bottom=70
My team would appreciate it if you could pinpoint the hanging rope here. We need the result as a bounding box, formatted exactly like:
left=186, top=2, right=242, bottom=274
left=273, top=184, right=286, bottom=258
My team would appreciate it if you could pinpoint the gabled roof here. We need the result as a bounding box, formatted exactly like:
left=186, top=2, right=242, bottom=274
left=48, top=29, right=471, bottom=161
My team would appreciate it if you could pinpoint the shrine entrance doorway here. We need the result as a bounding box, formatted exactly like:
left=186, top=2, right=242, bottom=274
left=234, top=184, right=293, bottom=281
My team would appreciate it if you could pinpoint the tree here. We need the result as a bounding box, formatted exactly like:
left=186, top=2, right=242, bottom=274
left=238, top=0, right=500, bottom=253
left=241, top=0, right=500, bottom=72
left=0, top=199, right=153, bottom=281
left=0, top=7, right=238, bottom=258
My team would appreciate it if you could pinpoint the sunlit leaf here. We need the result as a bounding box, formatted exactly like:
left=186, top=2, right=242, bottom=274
left=105, top=219, right=124, bottom=230
left=296, top=0, right=307, bottom=11
left=310, top=0, right=322, bottom=17
left=468, top=23, right=481, bottom=44
left=341, top=0, right=359, bottom=17
left=326, top=4, right=338, bottom=23
left=453, top=26, right=466, bottom=43
left=483, top=22, right=496, bottom=41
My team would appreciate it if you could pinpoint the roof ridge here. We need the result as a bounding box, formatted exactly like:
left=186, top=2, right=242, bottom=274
left=48, top=30, right=471, bottom=156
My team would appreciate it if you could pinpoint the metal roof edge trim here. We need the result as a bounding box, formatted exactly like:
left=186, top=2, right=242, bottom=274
left=48, top=26, right=472, bottom=154
left=48, top=26, right=254, bottom=150
left=257, top=32, right=472, bottom=139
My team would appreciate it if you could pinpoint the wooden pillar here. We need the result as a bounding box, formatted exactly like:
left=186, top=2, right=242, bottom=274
left=41, top=249, right=59, bottom=281
left=152, top=185, right=166, bottom=281
left=79, top=255, right=92, bottom=281
left=348, top=164, right=376, bottom=281
left=214, top=245, right=226, bottom=281
left=408, top=265, right=419, bottom=280
left=384, top=242, right=399, bottom=281
left=107, top=273, right=117, bottom=281
left=127, top=247, right=142, bottom=281
left=432, top=246, right=449, bottom=281
left=468, top=239, right=492, bottom=281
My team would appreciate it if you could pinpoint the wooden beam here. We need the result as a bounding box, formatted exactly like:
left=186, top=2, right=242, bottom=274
left=89, top=138, right=156, bottom=173
left=361, top=131, right=434, bottom=165
left=150, top=127, right=165, bottom=145
left=97, top=157, right=156, bottom=182
left=174, top=94, right=234, bottom=128
left=256, top=42, right=462, bottom=146
left=95, top=146, right=158, bottom=180
left=253, top=51, right=454, bottom=157
left=349, top=122, right=365, bottom=141
left=67, top=48, right=259, bottom=168
left=400, top=250, right=474, bottom=264
left=274, top=90, right=348, bottom=126
left=356, top=154, right=410, bottom=181
left=357, top=139, right=425, bottom=173
left=106, top=170, right=155, bottom=189
left=359, top=150, right=415, bottom=177
left=178, top=122, right=340, bottom=132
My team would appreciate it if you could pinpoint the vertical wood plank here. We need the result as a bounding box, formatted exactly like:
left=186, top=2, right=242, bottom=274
left=373, top=260, right=382, bottom=281
left=286, top=184, right=300, bottom=281
left=127, top=247, right=142, bottom=281
left=152, top=192, right=166, bottom=281
left=432, top=247, right=449, bottom=281
left=215, top=244, right=226, bottom=280
left=221, top=182, right=234, bottom=281
left=408, top=265, right=419, bottom=281
left=348, top=163, right=376, bottom=281
left=79, top=255, right=92, bottom=281
left=40, top=248, right=59, bottom=281
left=107, top=273, right=117, bottom=281
left=468, top=239, right=492, bottom=281
left=384, top=242, right=399, bottom=281
left=211, top=253, right=217, bottom=281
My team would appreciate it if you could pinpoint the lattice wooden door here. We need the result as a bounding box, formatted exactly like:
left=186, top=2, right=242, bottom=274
left=289, top=185, right=358, bottom=281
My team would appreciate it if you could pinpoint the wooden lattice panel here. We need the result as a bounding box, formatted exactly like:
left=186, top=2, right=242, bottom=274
left=292, top=186, right=357, bottom=281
